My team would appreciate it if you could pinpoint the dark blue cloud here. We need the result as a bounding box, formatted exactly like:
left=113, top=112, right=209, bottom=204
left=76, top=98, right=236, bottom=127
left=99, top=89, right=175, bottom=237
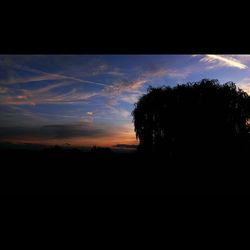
left=0, top=124, right=111, bottom=140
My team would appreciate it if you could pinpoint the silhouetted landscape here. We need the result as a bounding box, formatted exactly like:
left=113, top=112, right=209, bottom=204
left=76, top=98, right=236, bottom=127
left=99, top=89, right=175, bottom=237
left=1, top=79, right=250, bottom=195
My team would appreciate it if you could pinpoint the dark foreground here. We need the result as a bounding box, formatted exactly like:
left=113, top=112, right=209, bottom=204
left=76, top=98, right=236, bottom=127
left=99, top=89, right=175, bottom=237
left=0, top=146, right=250, bottom=195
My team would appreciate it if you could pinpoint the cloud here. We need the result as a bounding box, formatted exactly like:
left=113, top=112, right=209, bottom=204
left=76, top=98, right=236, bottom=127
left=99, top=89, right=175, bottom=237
left=200, top=55, right=248, bottom=69
left=104, top=79, right=147, bottom=95
left=0, top=87, right=8, bottom=94
left=16, top=95, right=27, bottom=100
left=1, top=82, right=76, bottom=105
left=99, top=69, right=181, bottom=108
left=41, top=124, right=107, bottom=139
left=127, top=79, right=148, bottom=90
left=102, top=65, right=190, bottom=99
left=119, top=109, right=130, bottom=118
left=237, top=78, right=250, bottom=95
left=0, top=62, right=107, bottom=87
left=232, top=55, right=250, bottom=63
left=42, top=90, right=98, bottom=104
left=120, top=94, right=141, bottom=104
left=90, top=63, right=124, bottom=77
left=0, top=56, right=193, bottom=107
left=101, top=104, right=132, bottom=120
left=0, top=105, right=55, bottom=128
left=141, top=67, right=189, bottom=79
left=100, top=67, right=188, bottom=107
left=0, top=56, right=194, bottom=108
left=0, top=74, right=63, bottom=85
left=83, top=112, right=94, bottom=123
left=0, top=82, right=98, bottom=105
left=0, top=123, right=110, bottom=140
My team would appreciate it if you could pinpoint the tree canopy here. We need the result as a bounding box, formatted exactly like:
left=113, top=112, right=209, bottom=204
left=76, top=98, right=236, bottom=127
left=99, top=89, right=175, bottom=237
left=132, top=79, right=250, bottom=157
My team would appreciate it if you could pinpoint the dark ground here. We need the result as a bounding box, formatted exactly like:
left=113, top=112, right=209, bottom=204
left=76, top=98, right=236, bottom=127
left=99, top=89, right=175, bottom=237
left=0, top=145, right=250, bottom=196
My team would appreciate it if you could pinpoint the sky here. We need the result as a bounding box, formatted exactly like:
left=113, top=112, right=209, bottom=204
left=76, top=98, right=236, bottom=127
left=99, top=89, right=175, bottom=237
left=1, top=54, right=250, bottom=148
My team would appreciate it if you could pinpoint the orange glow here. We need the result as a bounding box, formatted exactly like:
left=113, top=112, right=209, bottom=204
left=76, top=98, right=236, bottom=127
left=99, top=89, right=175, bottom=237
left=2, top=125, right=138, bottom=148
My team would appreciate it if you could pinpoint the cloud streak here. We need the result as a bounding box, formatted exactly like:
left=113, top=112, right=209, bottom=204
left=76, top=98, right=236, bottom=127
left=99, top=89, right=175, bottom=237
left=0, top=56, right=193, bottom=107
left=200, top=55, right=248, bottom=69
left=141, top=67, right=189, bottom=79
left=120, top=93, right=141, bottom=104
left=0, top=62, right=107, bottom=87
left=0, top=80, right=99, bottom=105
left=103, top=79, right=147, bottom=96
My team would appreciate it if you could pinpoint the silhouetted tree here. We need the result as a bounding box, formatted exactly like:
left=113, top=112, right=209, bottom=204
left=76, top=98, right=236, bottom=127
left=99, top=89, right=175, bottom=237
left=132, top=79, right=250, bottom=158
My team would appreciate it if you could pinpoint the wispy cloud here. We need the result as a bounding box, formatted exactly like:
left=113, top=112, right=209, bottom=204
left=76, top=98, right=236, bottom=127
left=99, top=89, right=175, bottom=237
left=103, top=65, right=190, bottom=97
left=232, top=55, right=250, bottom=63
left=0, top=57, right=192, bottom=107
left=141, top=67, right=189, bottom=79
left=0, top=74, right=63, bottom=85
left=0, top=84, right=98, bottom=105
left=83, top=112, right=94, bottom=123
left=200, top=55, right=248, bottom=69
left=0, top=62, right=107, bottom=87
left=90, top=63, right=124, bottom=77
left=0, top=105, right=49, bottom=127
left=104, top=79, right=147, bottom=96
left=120, top=93, right=141, bottom=104
left=99, top=66, right=190, bottom=107
left=237, top=78, right=250, bottom=95
left=119, top=109, right=130, bottom=118
left=0, top=86, right=8, bottom=94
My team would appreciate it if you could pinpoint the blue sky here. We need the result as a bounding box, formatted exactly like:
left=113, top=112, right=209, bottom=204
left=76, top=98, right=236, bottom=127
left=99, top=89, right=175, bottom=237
left=1, top=55, right=250, bottom=147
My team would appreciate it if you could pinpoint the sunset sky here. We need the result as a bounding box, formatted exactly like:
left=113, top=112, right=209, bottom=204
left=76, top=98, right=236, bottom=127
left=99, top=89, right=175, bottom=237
left=1, top=55, right=250, bottom=148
